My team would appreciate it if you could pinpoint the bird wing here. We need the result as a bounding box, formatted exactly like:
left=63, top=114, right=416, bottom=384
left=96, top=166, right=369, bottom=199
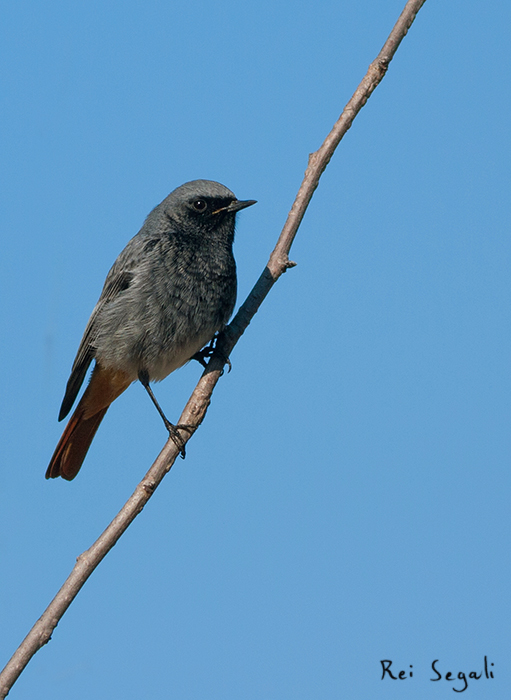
left=58, top=267, right=135, bottom=421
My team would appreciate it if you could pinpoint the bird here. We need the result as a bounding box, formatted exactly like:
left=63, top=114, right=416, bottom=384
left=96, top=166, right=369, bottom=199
left=46, top=180, right=256, bottom=480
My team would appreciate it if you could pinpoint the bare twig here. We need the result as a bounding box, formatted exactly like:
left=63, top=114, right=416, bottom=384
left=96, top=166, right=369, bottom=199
left=0, top=1, right=427, bottom=696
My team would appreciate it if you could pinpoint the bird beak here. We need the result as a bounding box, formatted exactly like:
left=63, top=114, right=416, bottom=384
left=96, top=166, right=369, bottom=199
left=213, top=199, right=257, bottom=215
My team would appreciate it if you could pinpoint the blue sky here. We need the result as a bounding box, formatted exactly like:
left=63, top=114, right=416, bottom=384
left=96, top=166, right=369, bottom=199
left=1, top=1, right=511, bottom=698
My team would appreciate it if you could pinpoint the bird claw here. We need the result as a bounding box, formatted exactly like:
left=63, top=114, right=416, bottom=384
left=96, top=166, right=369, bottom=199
left=164, top=421, right=194, bottom=459
left=219, top=355, right=232, bottom=376
left=191, top=345, right=214, bottom=368
left=191, top=337, right=232, bottom=374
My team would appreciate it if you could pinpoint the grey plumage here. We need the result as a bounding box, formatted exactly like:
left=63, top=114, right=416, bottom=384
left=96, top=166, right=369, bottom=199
left=48, top=180, right=255, bottom=479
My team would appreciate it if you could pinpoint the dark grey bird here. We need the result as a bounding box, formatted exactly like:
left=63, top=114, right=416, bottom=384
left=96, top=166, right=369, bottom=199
left=46, top=180, right=256, bottom=480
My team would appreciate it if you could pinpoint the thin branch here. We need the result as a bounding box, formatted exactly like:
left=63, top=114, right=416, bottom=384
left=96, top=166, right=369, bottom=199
left=0, top=1, right=427, bottom=696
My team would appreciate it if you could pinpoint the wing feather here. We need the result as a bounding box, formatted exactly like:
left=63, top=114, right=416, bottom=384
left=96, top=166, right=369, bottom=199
left=58, top=269, right=134, bottom=420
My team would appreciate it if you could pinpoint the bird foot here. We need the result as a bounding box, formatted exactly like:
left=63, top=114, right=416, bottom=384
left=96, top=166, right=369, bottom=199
left=163, top=420, right=194, bottom=459
left=191, top=339, right=232, bottom=374
left=191, top=345, right=214, bottom=368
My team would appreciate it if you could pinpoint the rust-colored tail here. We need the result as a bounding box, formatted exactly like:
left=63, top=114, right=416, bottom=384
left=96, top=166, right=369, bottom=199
left=46, top=364, right=132, bottom=480
left=46, top=405, right=109, bottom=480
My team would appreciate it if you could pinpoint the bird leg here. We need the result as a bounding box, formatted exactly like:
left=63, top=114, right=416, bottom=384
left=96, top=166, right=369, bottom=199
left=138, top=370, right=193, bottom=459
left=191, top=335, right=232, bottom=374
left=190, top=342, right=214, bottom=368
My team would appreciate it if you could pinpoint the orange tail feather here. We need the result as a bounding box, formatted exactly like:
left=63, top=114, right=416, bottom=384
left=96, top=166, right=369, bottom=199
left=46, top=364, right=132, bottom=480
left=46, top=405, right=109, bottom=480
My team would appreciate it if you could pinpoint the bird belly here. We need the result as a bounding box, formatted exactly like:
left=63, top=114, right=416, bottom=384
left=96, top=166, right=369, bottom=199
left=147, top=326, right=218, bottom=382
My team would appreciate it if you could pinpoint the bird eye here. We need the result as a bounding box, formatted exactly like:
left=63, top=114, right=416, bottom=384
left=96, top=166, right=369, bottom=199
left=192, top=199, right=208, bottom=212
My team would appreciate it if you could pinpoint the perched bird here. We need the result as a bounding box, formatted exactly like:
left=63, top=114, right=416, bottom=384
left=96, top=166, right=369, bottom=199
left=46, top=180, right=256, bottom=480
